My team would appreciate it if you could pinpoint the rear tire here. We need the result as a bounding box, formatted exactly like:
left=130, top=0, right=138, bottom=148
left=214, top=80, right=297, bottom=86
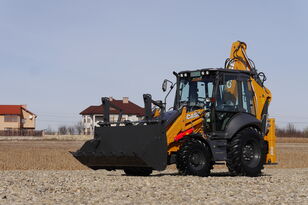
left=124, top=167, right=152, bottom=176
left=176, top=138, right=212, bottom=177
left=227, top=127, right=266, bottom=177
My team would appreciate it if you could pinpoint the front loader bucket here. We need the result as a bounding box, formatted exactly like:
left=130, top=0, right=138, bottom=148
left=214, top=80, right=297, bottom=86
left=72, top=123, right=167, bottom=171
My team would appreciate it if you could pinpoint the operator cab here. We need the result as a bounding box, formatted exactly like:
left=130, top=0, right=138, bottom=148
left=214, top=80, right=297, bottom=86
left=176, top=69, right=215, bottom=111
left=175, top=68, right=256, bottom=131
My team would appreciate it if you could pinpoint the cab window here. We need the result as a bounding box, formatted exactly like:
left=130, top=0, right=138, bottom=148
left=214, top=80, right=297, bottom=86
left=216, top=75, right=240, bottom=112
left=241, top=79, right=256, bottom=115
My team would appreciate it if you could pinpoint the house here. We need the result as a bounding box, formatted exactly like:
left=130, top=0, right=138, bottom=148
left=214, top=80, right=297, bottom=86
left=0, top=105, right=37, bottom=131
left=80, top=97, right=144, bottom=134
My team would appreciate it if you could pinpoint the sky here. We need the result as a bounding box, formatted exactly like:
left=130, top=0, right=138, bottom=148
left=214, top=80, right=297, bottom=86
left=1, top=0, right=308, bottom=130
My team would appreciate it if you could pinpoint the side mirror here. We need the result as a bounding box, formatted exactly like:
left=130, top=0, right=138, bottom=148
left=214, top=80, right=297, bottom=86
left=162, top=79, right=175, bottom=109
left=162, top=80, right=168, bottom=92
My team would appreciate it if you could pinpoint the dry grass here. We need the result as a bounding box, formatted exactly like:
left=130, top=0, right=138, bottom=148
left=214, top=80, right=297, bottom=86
left=272, top=143, right=308, bottom=169
left=277, top=137, right=308, bottom=143
left=43, top=134, right=93, bottom=141
left=0, top=134, right=93, bottom=141
left=0, top=140, right=308, bottom=170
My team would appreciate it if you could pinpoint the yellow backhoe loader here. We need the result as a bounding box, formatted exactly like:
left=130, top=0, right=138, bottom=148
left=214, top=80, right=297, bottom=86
left=72, top=41, right=276, bottom=177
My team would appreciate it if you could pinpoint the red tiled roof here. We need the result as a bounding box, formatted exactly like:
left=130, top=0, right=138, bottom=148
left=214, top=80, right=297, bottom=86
left=0, top=105, right=36, bottom=116
left=80, top=99, right=144, bottom=116
left=0, top=105, right=22, bottom=115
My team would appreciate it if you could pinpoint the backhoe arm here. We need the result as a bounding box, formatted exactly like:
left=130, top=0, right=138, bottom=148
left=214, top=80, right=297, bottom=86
left=226, top=41, right=276, bottom=164
left=226, top=41, right=272, bottom=120
left=227, top=41, right=255, bottom=72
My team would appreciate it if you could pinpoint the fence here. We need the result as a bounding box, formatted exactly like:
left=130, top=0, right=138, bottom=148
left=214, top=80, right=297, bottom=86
left=0, top=130, right=43, bottom=137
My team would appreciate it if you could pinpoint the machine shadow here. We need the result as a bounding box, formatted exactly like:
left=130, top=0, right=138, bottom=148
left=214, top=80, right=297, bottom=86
left=105, top=171, right=271, bottom=177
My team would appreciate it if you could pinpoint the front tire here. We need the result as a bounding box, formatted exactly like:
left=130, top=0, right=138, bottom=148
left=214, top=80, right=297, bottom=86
left=176, top=138, right=212, bottom=177
left=227, top=127, right=266, bottom=177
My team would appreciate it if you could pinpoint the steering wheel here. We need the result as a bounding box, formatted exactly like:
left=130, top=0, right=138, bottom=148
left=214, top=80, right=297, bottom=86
left=225, top=100, right=235, bottom=106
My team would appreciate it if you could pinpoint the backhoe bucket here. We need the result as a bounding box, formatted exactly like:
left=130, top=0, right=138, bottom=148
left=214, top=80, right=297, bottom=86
left=72, top=123, right=167, bottom=171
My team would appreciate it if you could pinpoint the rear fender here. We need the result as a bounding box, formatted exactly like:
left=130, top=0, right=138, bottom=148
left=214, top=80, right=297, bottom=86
left=225, top=113, right=262, bottom=139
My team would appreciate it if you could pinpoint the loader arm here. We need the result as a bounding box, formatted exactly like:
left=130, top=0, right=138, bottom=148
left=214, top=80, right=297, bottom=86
left=166, top=107, right=205, bottom=154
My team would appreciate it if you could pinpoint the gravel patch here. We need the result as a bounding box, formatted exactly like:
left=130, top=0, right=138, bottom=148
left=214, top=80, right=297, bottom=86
left=0, top=168, right=307, bottom=205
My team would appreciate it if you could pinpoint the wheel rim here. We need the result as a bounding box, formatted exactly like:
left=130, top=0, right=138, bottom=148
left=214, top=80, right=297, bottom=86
left=242, top=140, right=261, bottom=168
left=189, top=150, right=206, bottom=170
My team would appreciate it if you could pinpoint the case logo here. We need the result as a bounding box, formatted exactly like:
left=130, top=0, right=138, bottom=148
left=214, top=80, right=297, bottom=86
left=186, top=112, right=200, bottom=120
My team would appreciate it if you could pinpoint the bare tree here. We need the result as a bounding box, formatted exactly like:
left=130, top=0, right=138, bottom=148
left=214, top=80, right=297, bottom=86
left=286, top=123, right=296, bottom=135
left=67, top=126, right=76, bottom=135
left=74, top=121, right=84, bottom=135
left=276, top=123, right=308, bottom=138
left=304, top=126, right=308, bottom=136
left=58, top=126, right=68, bottom=135
left=45, top=126, right=55, bottom=135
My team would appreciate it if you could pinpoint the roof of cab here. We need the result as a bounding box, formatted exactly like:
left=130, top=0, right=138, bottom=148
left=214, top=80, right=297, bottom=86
left=178, top=68, right=251, bottom=75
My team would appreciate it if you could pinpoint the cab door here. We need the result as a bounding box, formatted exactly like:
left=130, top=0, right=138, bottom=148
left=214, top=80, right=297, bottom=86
left=214, top=73, right=255, bottom=131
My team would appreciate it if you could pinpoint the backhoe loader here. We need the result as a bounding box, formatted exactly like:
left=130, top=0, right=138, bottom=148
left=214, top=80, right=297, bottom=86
left=72, top=41, right=276, bottom=177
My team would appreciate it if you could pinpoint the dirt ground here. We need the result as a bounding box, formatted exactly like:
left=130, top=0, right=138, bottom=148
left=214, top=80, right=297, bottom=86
left=1, top=139, right=308, bottom=204
left=0, top=139, right=307, bottom=170
left=0, top=141, right=86, bottom=170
